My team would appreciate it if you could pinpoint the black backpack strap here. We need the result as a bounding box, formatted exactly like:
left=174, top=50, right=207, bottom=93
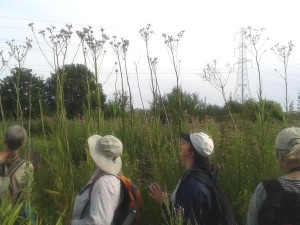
left=80, top=199, right=91, bottom=219
left=262, top=179, right=284, bottom=196
left=79, top=182, right=95, bottom=220
left=79, top=171, right=106, bottom=219
left=184, top=168, right=215, bottom=188
left=79, top=182, right=94, bottom=196
left=258, top=179, right=300, bottom=225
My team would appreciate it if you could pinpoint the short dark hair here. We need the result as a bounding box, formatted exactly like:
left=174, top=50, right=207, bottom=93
left=4, top=125, right=27, bottom=151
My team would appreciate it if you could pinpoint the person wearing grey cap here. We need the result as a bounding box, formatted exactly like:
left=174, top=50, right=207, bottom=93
left=149, top=132, right=235, bottom=225
left=0, top=125, right=29, bottom=203
left=247, top=127, right=300, bottom=225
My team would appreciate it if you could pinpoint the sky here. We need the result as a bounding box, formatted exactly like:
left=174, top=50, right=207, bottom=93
left=0, top=0, right=299, bottom=109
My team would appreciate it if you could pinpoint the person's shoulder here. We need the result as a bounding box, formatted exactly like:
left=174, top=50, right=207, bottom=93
left=94, top=174, right=121, bottom=188
left=180, top=172, right=210, bottom=193
left=253, top=182, right=266, bottom=197
left=184, top=169, right=213, bottom=185
left=11, top=158, right=31, bottom=175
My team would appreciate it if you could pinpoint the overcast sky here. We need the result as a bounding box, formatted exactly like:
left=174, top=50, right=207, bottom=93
left=0, top=0, right=299, bottom=109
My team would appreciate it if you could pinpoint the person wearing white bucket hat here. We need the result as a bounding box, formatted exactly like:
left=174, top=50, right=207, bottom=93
left=149, top=131, right=236, bottom=225
left=88, top=135, right=123, bottom=175
left=71, top=135, right=123, bottom=225
left=247, top=127, right=300, bottom=225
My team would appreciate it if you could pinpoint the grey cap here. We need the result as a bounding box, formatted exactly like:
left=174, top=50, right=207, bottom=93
left=275, top=127, right=300, bottom=152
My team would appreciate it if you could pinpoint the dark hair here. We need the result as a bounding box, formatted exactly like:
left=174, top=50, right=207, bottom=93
left=190, top=144, right=215, bottom=172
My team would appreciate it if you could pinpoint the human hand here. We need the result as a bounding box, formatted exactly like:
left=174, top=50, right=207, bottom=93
left=148, top=182, right=168, bottom=205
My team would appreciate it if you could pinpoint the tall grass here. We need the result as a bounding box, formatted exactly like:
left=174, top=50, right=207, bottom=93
left=0, top=24, right=298, bottom=225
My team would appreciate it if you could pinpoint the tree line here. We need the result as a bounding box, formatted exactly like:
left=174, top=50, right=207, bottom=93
left=0, top=63, right=294, bottom=122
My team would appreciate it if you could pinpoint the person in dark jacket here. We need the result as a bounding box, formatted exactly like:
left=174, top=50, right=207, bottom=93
left=247, top=127, right=300, bottom=225
left=149, top=132, right=223, bottom=225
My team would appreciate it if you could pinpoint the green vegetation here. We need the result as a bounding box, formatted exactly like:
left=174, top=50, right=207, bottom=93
left=1, top=104, right=298, bottom=224
left=0, top=24, right=299, bottom=225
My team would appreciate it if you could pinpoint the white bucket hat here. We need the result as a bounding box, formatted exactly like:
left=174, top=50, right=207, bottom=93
left=88, top=135, right=123, bottom=175
left=181, top=132, right=214, bottom=157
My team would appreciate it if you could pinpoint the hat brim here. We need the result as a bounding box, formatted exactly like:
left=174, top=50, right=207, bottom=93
left=88, top=135, right=122, bottom=175
left=180, top=132, right=191, bottom=143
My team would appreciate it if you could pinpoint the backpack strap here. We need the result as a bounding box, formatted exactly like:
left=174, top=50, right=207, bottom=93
left=262, top=179, right=284, bottom=196
left=183, top=168, right=215, bottom=188
left=79, top=172, right=141, bottom=222
left=117, top=175, right=137, bottom=210
left=79, top=170, right=106, bottom=219
left=258, top=179, right=300, bottom=225
left=178, top=168, right=235, bottom=224
left=7, top=158, right=25, bottom=177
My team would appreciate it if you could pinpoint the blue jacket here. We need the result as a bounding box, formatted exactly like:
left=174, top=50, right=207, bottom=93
left=174, top=168, right=219, bottom=225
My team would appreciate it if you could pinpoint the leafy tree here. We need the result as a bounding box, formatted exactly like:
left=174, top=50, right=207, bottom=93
left=205, top=104, right=225, bottom=120
left=264, top=100, right=283, bottom=120
left=0, top=67, right=45, bottom=119
left=45, top=64, right=106, bottom=119
left=241, top=99, right=283, bottom=121
left=157, top=87, right=206, bottom=122
left=104, top=91, right=130, bottom=119
left=226, top=100, right=244, bottom=114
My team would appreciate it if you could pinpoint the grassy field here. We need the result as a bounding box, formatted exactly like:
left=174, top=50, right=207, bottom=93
left=0, top=110, right=296, bottom=225
left=0, top=24, right=299, bottom=225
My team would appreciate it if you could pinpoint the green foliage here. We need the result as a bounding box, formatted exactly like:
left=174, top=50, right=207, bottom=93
left=0, top=197, right=24, bottom=225
left=0, top=67, right=45, bottom=119
left=1, top=113, right=299, bottom=225
left=226, top=99, right=284, bottom=122
left=45, top=64, right=106, bottom=119
left=165, top=87, right=206, bottom=119
left=104, top=91, right=130, bottom=119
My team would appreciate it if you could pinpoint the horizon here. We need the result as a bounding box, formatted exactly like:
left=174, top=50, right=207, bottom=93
left=0, top=0, right=299, bottom=109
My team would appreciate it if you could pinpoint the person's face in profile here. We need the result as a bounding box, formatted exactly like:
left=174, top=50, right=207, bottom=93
left=180, top=140, right=193, bottom=162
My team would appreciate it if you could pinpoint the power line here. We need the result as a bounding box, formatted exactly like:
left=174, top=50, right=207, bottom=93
left=0, top=38, right=141, bottom=52
left=247, top=72, right=299, bottom=91
left=0, top=16, right=122, bottom=30
left=0, top=46, right=117, bottom=56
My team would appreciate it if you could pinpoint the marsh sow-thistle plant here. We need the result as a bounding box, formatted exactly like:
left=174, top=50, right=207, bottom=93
left=244, top=26, right=277, bottom=180
left=139, top=24, right=176, bottom=152
left=6, top=38, right=32, bottom=126
left=29, top=23, right=77, bottom=222
left=110, top=36, right=134, bottom=137
left=272, top=41, right=294, bottom=121
left=79, top=26, right=109, bottom=132
left=139, top=24, right=159, bottom=115
left=0, top=22, right=296, bottom=225
left=201, top=60, right=238, bottom=132
left=162, top=30, right=184, bottom=133
left=0, top=50, right=11, bottom=75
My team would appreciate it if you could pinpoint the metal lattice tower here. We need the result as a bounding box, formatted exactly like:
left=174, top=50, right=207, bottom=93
left=234, top=28, right=251, bottom=103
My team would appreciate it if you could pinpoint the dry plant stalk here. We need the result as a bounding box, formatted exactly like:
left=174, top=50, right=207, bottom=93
left=272, top=41, right=294, bottom=113
left=201, top=60, right=238, bottom=132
